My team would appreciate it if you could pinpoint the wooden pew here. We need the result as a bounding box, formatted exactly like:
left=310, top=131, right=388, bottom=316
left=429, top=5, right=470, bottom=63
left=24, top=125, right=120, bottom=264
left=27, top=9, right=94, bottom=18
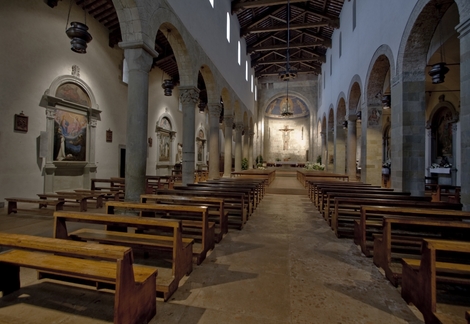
left=145, top=175, right=175, bottom=193
left=74, top=189, right=123, bottom=203
left=37, top=193, right=95, bottom=212
left=5, top=197, right=65, bottom=214
left=466, top=310, right=470, bottom=324
left=431, top=184, right=461, bottom=204
left=318, top=186, right=395, bottom=214
left=401, top=239, right=470, bottom=324
left=91, top=178, right=125, bottom=191
left=310, top=182, right=376, bottom=207
left=141, top=194, right=227, bottom=243
left=186, top=182, right=259, bottom=212
left=206, top=178, right=267, bottom=201
left=296, top=170, right=349, bottom=187
left=153, top=188, right=248, bottom=230
left=56, top=191, right=106, bottom=208
left=322, top=190, right=414, bottom=222
left=53, top=211, right=192, bottom=301
left=355, top=206, right=470, bottom=257
left=0, top=232, right=157, bottom=324
left=372, top=218, right=470, bottom=286
left=230, top=169, right=276, bottom=185
left=331, top=197, right=461, bottom=238
left=105, top=201, right=213, bottom=265
left=307, top=179, right=367, bottom=201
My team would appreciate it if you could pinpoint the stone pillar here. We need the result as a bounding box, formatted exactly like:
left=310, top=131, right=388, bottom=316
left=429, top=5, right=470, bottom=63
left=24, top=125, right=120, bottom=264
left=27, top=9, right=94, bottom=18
left=223, top=115, right=234, bottom=177
left=335, top=120, right=347, bottom=174
left=364, top=106, right=383, bottom=186
left=243, top=127, right=249, bottom=160
left=346, top=114, right=358, bottom=179
left=320, top=132, right=326, bottom=167
left=179, top=86, right=199, bottom=185
left=208, top=103, right=222, bottom=179
left=122, top=47, right=154, bottom=202
left=234, top=122, right=244, bottom=171
left=83, top=118, right=98, bottom=188
left=44, top=108, right=57, bottom=193
left=456, top=15, right=470, bottom=209
left=248, top=131, right=254, bottom=169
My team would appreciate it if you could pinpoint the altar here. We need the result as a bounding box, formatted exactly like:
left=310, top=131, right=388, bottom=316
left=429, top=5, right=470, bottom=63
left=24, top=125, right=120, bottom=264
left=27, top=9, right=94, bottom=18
left=267, top=161, right=306, bottom=168
left=430, top=167, right=454, bottom=185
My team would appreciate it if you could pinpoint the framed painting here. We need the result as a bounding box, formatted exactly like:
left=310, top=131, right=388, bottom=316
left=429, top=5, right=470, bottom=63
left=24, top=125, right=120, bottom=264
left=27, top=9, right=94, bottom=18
left=14, top=112, right=28, bottom=132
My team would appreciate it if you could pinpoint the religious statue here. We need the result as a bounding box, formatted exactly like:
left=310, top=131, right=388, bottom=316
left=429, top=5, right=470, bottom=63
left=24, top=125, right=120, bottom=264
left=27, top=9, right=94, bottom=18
left=279, top=125, right=294, bottom=150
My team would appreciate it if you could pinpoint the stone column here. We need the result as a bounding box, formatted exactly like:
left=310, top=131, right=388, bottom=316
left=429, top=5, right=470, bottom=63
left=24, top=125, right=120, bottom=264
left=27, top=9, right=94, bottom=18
left=248, top=130, right=255, bottom=169
left=243, top=127, right=249, bottom=160
left=456, top=15, right=470, bottom=209
left=208, top=103, right=222, bottom=179
left=335, top=119, right=347, bottom=174
left=179, top=86, right=199, bottom=185
left=83, top=118, right=98, bottom=188
left=320, top=132, right=326, bottom=167
left=122, top=47, right=154, bottom=202
left=346, top=114, right=358, bottom=179
left=223, top=115, right=234, bottom=177
left=44, top=108, right=57, bottom=193
left=234, top=122, right=244, bottom=171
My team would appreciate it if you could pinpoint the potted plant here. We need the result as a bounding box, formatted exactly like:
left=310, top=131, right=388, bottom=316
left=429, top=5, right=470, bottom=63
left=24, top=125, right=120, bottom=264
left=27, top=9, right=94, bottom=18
left=241, top=158, right=248, bottom=170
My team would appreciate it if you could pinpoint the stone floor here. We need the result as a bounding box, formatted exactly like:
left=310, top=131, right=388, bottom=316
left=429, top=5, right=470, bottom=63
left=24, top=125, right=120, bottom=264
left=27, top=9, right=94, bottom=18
left=0, top=172, right=434, bottom=323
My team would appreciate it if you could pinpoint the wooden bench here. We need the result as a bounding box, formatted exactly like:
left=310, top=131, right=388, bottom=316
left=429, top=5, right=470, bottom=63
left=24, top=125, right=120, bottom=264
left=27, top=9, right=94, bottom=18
left=186, top=182, right=259, bottom=213
left=296, top=170, right=349, bottom=187
left=431, top=184, right=461, bottom=204
left=141, top=194, right=227, bottom=243
left=53, top=211, right=193, bottom=301
left=37, top=193, right=95, bottom=212
left=311, top=182, right=377, bottom=207
left=372, top=218, right=470, bottom=286
left=56, top=191, right=106, bottom=208
left=322, top=190, right=416, bottom=222
left=206, top=178, right=267, bottom=201
left=145, top=175, right=175, bottom=193
left=355, top=206, right=470, bottom=257
left=5, top=197, right=65, bottom=214
left=331, top=197, right=461, bottom=238
left=0, top=232, right=157, bottom=324
left=318, top=186, right=396, bottom=216
left=75, top=189, right=123, bottom=201
left=177, top=184, right=255, bottom=218
left=91, top=178, right=125, bottom=191
left=153, top=188, right=248, bottom=230
left=105, top=201, right=213, bottom=265
left=231, top=169, right=276, bottom=185
left=307, top=181, right=371, bottom=205
left=401, top=239, right=470, bottom=324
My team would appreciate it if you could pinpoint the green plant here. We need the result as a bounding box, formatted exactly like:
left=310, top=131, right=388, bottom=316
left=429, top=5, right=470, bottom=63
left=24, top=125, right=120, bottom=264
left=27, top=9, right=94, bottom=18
left=255, top=155, right=263, bottom=165
left=241, top=158, right=248, bottom=170
left=316, top=155, right=322, bottom=164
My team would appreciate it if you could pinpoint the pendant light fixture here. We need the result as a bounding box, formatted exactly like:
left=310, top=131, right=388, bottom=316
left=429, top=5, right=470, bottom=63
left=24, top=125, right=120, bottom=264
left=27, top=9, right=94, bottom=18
left=65, top=0, right=92, bottom=54
left=428, top=6, right=449, bottom=84
left=280, top=0, right=296, bottom=117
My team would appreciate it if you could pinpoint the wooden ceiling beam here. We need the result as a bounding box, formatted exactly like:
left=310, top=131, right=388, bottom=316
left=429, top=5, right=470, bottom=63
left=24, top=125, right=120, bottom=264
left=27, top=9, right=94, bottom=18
left=246, top=20, right=338, bottom=34
left=232, top=0, right=306, bottom=14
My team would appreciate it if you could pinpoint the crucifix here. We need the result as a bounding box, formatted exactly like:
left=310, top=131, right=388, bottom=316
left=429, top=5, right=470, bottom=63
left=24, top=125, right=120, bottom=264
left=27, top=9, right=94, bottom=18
left=279, top=125, right=294, bottom=150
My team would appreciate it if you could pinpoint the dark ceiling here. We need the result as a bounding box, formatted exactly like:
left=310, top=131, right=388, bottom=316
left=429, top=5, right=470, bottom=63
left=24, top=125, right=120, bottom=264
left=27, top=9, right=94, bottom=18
left=49, top=0, right=344, bottom=84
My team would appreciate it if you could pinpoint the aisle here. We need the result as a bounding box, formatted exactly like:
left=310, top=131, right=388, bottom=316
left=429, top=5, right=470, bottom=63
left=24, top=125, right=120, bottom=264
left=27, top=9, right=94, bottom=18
left=156, top=179, right=423, bottom=323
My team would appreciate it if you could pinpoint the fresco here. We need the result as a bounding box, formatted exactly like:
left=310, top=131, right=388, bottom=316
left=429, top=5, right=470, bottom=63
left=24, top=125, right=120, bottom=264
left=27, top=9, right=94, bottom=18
left=53, top=110, right=87, bottom=161
left=265, top=95, right=309, bottom=118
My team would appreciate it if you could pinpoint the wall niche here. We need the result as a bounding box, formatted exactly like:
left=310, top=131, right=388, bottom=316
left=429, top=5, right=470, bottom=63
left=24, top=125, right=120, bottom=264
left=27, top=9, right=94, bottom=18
left=39, top=68, right=101, bottom=192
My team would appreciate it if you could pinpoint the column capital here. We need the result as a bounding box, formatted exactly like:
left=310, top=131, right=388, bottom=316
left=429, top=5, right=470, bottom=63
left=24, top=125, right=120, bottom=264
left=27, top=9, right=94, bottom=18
left=179, top=86, right=199, bottom=104
left=46, top=108, right=56, bottom=119
left=119, top=40, right=159, bottom=58
left=224, top=115, right=234, bottom=125
left=122, top=47, right=154, bottom=72
left=347, top=113, right=358, bottom=122
left=235, top=122, right=244, bottom=132
left=208, top=103, right=222, bottom=118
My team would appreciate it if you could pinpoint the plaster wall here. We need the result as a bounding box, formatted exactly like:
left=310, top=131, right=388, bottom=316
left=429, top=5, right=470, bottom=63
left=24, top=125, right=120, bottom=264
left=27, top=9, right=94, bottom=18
left=167, top=0, right=255, bottom=113
left=0, top=0, right=128, bottom=199
left=319, top=0, right=418, bottom=114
